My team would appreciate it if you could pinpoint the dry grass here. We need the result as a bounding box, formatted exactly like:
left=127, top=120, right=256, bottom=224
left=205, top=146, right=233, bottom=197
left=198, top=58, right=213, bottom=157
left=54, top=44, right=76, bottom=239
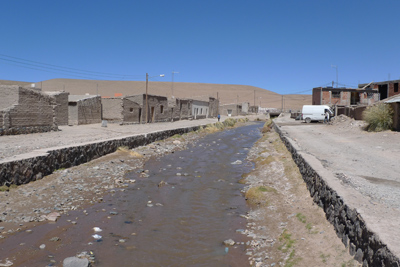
left=245, top=185, right=276, bottom=205
left=261, top=120, right=273, bottom=133
left=117, top=146, right=144, bottom=158
left=363, top=103, right=393, bottom=132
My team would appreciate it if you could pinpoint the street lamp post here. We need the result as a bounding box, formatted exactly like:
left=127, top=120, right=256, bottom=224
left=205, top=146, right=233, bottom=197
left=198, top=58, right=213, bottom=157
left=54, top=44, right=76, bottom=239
left=145, top=73, right=165, bottom=123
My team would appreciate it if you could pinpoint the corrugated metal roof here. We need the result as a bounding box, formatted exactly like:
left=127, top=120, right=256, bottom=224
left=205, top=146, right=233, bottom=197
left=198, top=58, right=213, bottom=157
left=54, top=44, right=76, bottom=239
left=384, top=95, right=400, bottom=103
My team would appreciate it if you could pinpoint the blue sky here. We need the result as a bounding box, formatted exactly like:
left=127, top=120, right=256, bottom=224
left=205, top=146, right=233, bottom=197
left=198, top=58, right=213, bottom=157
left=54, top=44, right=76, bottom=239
left=1, top=0, right=400, bottom=95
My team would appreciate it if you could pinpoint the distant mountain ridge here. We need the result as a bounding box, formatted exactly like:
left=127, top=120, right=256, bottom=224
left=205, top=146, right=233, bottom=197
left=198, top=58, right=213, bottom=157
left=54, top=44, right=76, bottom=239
left=0, top=78, right=311, bottom=110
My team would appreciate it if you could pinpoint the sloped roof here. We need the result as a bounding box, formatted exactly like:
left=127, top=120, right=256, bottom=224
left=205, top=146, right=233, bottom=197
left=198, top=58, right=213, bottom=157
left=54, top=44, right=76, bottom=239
left=384, top=95, right=400, bottom=103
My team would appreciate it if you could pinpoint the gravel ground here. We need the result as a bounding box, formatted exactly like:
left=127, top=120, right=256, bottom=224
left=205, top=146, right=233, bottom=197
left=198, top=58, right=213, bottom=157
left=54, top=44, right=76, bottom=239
left=274, top=113, right=400, bottom=258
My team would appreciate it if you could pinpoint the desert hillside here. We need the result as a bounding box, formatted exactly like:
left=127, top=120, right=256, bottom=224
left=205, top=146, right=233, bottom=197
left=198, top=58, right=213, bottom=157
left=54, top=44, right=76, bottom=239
left=1, top=79, right=311, bottom=110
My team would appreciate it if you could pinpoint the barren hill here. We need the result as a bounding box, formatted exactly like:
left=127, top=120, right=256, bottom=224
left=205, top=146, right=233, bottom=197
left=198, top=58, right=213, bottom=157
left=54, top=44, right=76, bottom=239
left=1, top=78, right=311, bottom=110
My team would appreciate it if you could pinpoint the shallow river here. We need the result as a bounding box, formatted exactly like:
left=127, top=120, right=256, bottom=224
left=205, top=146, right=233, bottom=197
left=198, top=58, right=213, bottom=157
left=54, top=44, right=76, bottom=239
left=0, top=122, right=263, bottom=266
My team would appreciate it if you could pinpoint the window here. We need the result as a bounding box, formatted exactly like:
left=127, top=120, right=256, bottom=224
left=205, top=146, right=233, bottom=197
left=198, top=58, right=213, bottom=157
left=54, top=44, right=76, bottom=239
left=394, top=83, right=399, bottom=93
left=160, top=105, right=164, bottom=114
left=332, top=91, right=340, bottom=98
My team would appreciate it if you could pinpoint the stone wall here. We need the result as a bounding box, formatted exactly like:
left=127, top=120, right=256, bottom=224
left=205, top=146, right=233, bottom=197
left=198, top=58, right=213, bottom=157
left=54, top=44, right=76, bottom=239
left=169, top=98, right=191, bottom=121
left=273, top=123, right=400, bottom=266
left=0, top=125, right=202, bottom=187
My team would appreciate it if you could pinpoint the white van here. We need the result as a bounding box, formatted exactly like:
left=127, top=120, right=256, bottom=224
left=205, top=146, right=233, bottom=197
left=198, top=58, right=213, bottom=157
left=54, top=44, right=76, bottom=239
left=301, top=105, right=333, bottom=123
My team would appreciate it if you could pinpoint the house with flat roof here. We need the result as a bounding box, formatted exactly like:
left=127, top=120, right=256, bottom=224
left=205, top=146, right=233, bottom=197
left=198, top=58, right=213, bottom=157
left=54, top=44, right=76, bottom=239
left=312, top=87, right=379, bottom=106
left=359, top=80, right=400, bottom=100
left=102, top=97, right=142, bottom=124
left=68, top=95, right=102, bottom=125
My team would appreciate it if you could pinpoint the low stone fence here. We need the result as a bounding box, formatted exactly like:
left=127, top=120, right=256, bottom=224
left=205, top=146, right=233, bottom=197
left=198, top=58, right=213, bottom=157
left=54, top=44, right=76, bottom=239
left=273, top=123, right=400, bottom=266
left=0, top=126, right=201, bottom=186
left=0, top=125, right=59, bottom=136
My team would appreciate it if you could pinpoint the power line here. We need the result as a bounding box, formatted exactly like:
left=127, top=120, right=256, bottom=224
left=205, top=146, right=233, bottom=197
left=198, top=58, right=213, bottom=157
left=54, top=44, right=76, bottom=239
left=0, top=53, right=144, bottom=80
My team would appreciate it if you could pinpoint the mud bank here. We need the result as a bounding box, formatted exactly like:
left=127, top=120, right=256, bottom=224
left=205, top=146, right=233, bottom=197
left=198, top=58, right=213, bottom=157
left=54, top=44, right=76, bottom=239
left=273, top=122, right=400, bottom=266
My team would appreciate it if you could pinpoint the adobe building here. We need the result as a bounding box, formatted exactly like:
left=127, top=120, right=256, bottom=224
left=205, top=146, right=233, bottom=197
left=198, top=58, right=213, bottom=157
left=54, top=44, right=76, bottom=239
left=0, top=85, right=59, bottom=135
left=168, top=97, right=191, bottom=121
left=359, top=80, right=400, bottom=100
left=43, top=91, right=69, bottom=126
left=220, top=103, right=242, bottom=116
left=101, top=97, right=142, bottom=124
left=312, top=87, right=379, bottom=106
left=68, top=95, right=102, bottom=125
left=208, top=97, right=219, bottom=118
left=128, top=94, right=169, bottom=123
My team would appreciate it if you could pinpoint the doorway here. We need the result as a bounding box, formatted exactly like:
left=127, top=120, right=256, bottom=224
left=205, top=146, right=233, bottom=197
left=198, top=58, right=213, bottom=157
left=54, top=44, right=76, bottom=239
left=379, top=84, right=388, bottom=100
left=150, top=107, right=155, bottom=122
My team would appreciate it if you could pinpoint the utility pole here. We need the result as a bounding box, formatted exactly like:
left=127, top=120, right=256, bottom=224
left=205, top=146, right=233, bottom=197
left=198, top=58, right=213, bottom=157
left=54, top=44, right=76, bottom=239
left=281, top=95, right=284, bottom=112
left=217, top=92, right=219, bottom=115
left=254, top=90, right=256, bottom=106
left=145, top=73, right=149, bottom=123
left=237, top=95, right=239, bottom=116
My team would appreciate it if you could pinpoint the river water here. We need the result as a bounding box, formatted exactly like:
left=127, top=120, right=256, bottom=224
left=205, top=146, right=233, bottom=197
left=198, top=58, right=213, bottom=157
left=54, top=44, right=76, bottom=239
left=0, top=122, right=263, bottom=266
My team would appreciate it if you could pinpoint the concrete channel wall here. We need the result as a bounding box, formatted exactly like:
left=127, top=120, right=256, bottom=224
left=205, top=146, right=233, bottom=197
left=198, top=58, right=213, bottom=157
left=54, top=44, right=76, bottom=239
left=273, top=123, right=400, bottom=267
left=0, top=126, right=202, bottom=186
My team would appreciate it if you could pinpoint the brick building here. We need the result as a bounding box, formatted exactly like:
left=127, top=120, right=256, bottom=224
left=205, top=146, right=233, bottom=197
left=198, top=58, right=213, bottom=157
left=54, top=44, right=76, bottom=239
left=68, top=95, right=102, bottom=125
left=359, top=80, right=400, bottom=100
left=312, top=87, right=379, bottom=106
left=0, top=85, right=58, bottom=135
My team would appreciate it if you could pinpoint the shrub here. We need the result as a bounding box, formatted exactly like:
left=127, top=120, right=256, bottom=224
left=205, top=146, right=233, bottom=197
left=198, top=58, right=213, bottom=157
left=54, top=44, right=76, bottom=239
left=223, top=118, right=236, bottom=127
left=261, top=120, right=273, bottom=133
left=214, top=122, right=224, bottom=129
left=363, top=103, right=393, bottom=132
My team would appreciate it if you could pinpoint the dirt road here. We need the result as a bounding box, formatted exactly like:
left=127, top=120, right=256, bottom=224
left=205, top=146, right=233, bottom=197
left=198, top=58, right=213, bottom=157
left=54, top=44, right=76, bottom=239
left=274, top=113, right=400, bottom=260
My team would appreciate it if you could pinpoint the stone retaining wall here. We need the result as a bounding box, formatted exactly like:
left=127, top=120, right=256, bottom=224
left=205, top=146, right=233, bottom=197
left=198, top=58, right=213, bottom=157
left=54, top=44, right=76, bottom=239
left=0, top=125, right=59, bottom=136
left=0, top=126, right=201, bottom=186
left=273, top=123, right=400, bottom=267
